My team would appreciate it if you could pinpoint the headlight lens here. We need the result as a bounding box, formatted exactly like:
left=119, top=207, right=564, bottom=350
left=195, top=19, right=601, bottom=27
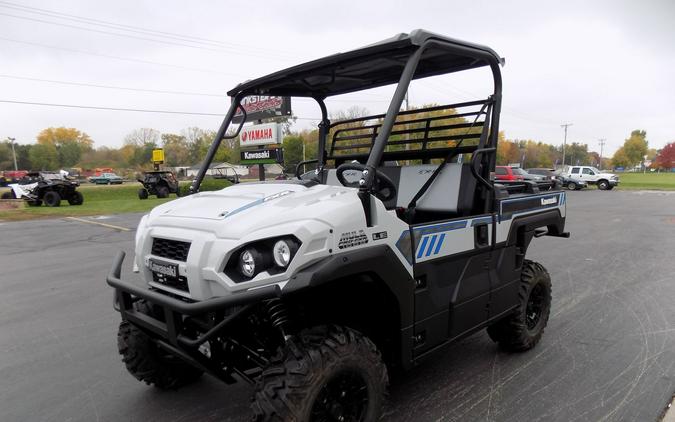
left=273, top=240, right=292, bottom=267
left=239, top=248, right=261, bottom=278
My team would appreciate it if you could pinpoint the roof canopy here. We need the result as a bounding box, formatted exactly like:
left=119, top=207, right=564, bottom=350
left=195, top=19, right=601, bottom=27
left=227, top=29, right=503, bottom=98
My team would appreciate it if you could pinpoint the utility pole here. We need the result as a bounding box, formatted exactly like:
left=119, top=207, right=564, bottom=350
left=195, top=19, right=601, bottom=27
left=598, top=138, right=606, bottom=170
left=560, top=123, right=573, bottom=167
left=7, top=137, right=18, bottom=171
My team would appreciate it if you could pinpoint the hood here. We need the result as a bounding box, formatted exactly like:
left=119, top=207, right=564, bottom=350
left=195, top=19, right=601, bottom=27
left=146, top=182, right=361, bottom=238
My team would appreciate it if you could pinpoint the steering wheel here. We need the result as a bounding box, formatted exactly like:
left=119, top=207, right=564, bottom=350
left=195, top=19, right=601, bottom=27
left=336, top=163, right=397, bottom=202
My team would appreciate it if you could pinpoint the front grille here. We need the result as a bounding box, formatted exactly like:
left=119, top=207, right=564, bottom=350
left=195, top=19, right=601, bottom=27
left=152, top=271, right=189, bottom=292
left=151, top=238, right=190, bottom=261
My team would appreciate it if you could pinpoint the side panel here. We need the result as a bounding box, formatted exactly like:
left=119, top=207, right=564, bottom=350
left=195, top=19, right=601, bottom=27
left=411, top=215, right=494, bottom=356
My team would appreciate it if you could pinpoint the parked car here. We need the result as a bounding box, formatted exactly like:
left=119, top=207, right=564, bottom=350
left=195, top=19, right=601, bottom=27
left=556, top=174, right=588, bottom=190
left=1, top=171, right=83, bottom=206
left=526, top=168, right=558, bottom=181
left=558, top=166, right=619, bottom=190
left=495, top=165, right=525, bottom=181
left=513, top=167, right=547, bottom=181
left=89, top=172, right=124, bottom=185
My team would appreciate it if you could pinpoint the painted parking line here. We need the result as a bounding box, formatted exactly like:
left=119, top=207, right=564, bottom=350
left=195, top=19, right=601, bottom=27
left=64, top=216, right=131, bottom=232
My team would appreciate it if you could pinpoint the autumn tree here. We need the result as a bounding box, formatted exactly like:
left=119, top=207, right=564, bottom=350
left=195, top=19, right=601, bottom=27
left=654, top=142, right=675, bottom=169
left=622, top=130, right=649, bottom=167
left=36, top=127, right=94, bottom=168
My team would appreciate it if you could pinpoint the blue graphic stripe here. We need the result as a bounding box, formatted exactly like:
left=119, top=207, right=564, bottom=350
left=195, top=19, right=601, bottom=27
left=425, top=235, right=438, bottom=257
left=416, top=236, right=429, bottom=259
left=434, top=233, right=445, bottom=254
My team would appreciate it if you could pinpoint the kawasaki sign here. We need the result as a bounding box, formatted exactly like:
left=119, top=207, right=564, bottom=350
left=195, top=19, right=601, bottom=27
left=240, top=148, right=284, bottom=164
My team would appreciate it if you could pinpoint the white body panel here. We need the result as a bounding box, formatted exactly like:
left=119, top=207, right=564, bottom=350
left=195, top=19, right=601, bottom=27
left=136, top=183, right=410, bottom=300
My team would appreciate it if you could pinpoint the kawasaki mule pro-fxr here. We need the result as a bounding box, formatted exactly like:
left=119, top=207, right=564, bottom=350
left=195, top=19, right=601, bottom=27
left=107, top=29, right=569, bottom=421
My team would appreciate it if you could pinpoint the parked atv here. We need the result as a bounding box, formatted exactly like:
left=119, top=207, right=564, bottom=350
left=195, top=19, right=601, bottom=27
left=2, top=171, right=83, bottom=207
left=137, top=171, right=180, bottom=199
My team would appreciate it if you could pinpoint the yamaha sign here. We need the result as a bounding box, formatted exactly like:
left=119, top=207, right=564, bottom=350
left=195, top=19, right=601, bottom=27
left=239, top=122, right=281, bottom=147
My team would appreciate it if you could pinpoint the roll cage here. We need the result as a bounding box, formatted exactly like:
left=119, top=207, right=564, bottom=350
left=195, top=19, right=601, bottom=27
left=190, top=29, right=504, bottom=215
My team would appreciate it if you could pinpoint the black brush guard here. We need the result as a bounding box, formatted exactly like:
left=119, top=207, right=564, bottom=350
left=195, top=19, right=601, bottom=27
left=107, top=251, right=281, bottom=382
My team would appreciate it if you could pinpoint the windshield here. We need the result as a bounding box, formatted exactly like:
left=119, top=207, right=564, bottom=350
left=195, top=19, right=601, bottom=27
left=590, top=167, right=600, bottom=174
left=511, top=168, right=527, bottom=175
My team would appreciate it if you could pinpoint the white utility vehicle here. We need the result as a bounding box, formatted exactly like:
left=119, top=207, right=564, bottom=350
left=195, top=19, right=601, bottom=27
left=107, top=30, right=569, bottom=421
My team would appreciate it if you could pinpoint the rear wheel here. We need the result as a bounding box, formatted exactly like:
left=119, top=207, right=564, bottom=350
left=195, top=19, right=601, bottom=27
left=157, top=186, right=169, bottom=198
left=566, top=182, right=577, bottom=191
left=43, top=191, right=61, bottom=207
left=138, top=188, right=149, bottom=200
left=68, top=191, right=84, bottom=205
left=252, top=325, right=388, bottom=422
left=486, top=260, right=552, bottom=352
left=117, top=301, right=203, bottom=389
left=1, top=191, right=15, bottom=199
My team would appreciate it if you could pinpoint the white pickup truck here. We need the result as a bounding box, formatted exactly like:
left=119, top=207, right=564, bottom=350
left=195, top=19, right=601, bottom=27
left=559, top=166, right=619, bottom=190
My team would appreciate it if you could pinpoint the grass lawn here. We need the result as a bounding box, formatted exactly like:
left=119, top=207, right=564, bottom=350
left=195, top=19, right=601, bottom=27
left=615, top=172, right=675, bottom=190
left=0, top=179, right=231, bottom=221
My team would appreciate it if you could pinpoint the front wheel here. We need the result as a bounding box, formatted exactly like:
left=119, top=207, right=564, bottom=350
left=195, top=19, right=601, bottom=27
left=138, top=188, right=149, bottom=199
left=117, top=301, right=203, bottom=389
left=486, top=260, right=552, bottom=352
left=43, top=191, right=61, bottom=207
left=566, top=182, right=577, bottom=191
left=252, top=325, right=388, bottom=422
left=597, top=180, right=609, bottom=190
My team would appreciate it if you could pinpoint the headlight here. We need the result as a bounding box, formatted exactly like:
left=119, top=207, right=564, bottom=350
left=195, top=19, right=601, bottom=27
left=227, top=236, right=301, bottom=282
left=273, top=239, right=299, bottom=268
left=238, top=247, right=270, bottom=278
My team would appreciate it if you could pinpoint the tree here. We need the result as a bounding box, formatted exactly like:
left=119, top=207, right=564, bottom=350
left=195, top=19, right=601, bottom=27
left=282, top=135, right=304, bottom=173
left=611, top=147, right=630, bottom=168
left=161, top=133, right=190, bottom=166
left=29, top=143, right=59, bottom=170
left=621, top=129, right=648, bottom=167
left=36, top=127, right=93, bottom=168
left=124, top=128, right=160, bottom=167
left=654, top=142, right=675, bottom=169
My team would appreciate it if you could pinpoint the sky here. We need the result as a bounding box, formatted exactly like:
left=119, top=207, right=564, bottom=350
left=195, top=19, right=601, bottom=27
left=1, top=0, right=674, bottom=156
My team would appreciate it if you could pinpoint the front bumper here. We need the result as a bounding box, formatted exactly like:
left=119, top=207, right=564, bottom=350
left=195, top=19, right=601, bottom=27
left=107, top=251, right=280, bottom=350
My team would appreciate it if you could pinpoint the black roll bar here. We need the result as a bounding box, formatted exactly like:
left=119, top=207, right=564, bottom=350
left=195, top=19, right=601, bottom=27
left=189, top=94, right=247, bottom=194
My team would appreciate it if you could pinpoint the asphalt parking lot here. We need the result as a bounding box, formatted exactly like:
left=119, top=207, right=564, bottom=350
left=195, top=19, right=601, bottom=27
left=1, top=189, right=674, bottom=422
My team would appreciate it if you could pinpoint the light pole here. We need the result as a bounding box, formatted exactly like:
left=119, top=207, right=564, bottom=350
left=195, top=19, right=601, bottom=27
left=6, top=137, right=18, bottom=171
left=560, top=123, right=573, bottom=168
left=598, top=139, right=606, bottom=170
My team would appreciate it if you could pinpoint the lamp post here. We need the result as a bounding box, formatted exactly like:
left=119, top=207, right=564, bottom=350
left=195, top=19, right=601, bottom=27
left=6, top=137, right=18, bottom=171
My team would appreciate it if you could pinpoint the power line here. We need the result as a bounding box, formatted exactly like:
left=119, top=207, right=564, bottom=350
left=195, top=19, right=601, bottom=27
left=0, top=36, right=241, bottom=76
left=0, top=11, right=295, bottom=61
left=0, top=99, right=322, bottom=120
left=0, top=99, right=223, bottom=116
left=598, top=138, right=606, bottom=169
left=0, top=0, right=297, bottom=58
left=0, top=74, right=225, bottom=97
